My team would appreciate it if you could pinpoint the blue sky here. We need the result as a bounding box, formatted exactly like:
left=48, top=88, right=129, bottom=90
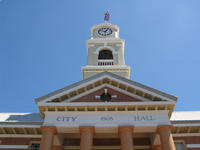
left=0, top=0, right=200, bottom=112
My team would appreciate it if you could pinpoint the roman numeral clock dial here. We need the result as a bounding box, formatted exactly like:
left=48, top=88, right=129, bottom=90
left=98, top=27, right=112, bottom=36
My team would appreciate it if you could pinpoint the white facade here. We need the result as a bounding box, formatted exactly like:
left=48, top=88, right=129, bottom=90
left=82, top=23, right=130, bottom=79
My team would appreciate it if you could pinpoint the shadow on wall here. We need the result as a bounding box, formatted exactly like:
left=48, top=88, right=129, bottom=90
left=5, top=113, right=43, bottom=122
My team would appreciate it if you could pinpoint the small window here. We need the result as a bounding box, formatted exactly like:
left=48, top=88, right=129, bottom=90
left=29, top=142, right=40, bottom=150
left=98, top=49, right=113, bottom=60
left=174, top=141, right=185, bottom=150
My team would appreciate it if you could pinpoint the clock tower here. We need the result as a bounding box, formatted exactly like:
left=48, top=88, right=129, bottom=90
left=82, top=22, right=130, bottom=79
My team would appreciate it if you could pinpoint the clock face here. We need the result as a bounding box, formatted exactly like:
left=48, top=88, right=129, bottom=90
left=98, top=28, right=112, bottom=36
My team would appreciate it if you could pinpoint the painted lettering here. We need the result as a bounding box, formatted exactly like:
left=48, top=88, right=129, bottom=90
left=71, top=117, right=77, bottom=122
left=134, top=115, right=154, bottom=121
left=56, top=117, right=61, bottom=121
left=56, top=116, right=77, bottom=122
left=100, top=116, right=114, bottom=121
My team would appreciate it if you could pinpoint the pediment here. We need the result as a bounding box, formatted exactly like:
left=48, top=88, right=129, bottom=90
left=36, top=72, right=177, bottom=105
left=66, top=86, right=143, bottom=103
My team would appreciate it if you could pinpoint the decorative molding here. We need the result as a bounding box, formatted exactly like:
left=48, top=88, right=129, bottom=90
left=172, top=133, right=200, bottom=137
left=37, top=73, right=176, bottom=104
left=116, top=44, right=122, bottom=47
left=95, top=46, right=117, bottom=54
left=0, top=125, right=40, bottom=128
left=91, top=23, right=119, bottom=33
left=173, top=124, right=200, bottom=127
left=61, top=84, right=151, bottom=103
left=39, top=101, right=174, bottom=107
left=0, top=134, right=42, bottom=138
left=0, top=145, right=28, bottom=149
left=88, top=44, right=95, bottom=47
left=187, top=144, right=200, bottom=148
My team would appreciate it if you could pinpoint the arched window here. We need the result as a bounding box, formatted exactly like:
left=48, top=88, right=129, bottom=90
left=98, top=49, right=113, bottom=60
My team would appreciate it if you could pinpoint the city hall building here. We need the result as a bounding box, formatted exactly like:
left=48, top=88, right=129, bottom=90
left=0, top=20, right=200, bottom=150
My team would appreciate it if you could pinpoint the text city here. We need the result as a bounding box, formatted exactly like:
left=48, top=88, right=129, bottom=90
left=56, top=115, right=154, bottom=123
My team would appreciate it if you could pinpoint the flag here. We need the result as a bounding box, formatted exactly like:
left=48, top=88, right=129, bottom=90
left=104, top=12, right=110, bottom=22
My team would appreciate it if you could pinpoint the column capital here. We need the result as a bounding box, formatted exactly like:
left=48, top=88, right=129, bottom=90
left=156, top=125, right=173, bottom=134
left=79, top=126, right=95, bottom=134
left=118, top=126, right=134, bottom=134
left=40, top=126, right=57, bottom=134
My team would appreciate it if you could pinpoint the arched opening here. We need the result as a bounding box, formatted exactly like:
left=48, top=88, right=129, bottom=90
left=98, top=49, right=113, bottom=60
left=98, top=49, right=114, bottom=66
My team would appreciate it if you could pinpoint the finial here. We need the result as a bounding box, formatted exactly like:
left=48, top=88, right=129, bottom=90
left=104, top=11, right=110, bottom=22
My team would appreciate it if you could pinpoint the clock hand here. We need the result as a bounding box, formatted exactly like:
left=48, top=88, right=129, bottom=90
left=106, top=29, right=110, bottom=34
left=102, top=28, right=107, bottom=32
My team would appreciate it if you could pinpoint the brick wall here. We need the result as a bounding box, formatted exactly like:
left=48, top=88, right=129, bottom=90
left=73, top=87, right=142, bottom=102
left=174, top=136, right=200, bottom=150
